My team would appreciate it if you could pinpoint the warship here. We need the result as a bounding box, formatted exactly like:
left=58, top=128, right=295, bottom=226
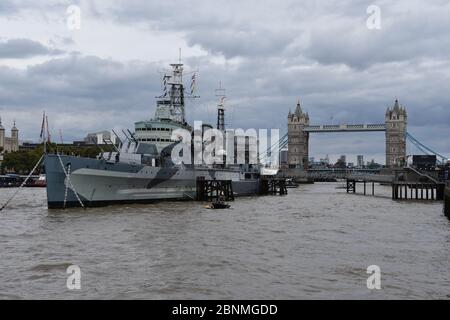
left=44, top=62, right=267, bottom=209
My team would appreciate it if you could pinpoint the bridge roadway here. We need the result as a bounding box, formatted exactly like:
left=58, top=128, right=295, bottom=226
left=304, top=124, right=386, bottom=133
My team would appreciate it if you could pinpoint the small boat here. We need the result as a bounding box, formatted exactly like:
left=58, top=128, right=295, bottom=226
left=285, top=178, right=299, bottom=188
left=206, top=197, right=231, bottom=209
left=25, top=174, right=46, bottom=188
left=0, top=175, right=22, bottom=188
left=210, top=202, right=231, bottom=209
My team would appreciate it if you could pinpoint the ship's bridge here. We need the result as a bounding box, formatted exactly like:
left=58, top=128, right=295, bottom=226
left=134, top=119, right=191, bottom=153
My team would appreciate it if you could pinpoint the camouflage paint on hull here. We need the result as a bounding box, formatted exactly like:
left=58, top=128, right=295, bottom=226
left=44, top=154, right=260, bottom=209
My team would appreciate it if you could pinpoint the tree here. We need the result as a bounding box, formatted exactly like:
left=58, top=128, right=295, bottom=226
left=0, top=144, right=114, bottom=174
left=334, top=158, right=346, bottom=168
left=1, top=149, right=42, bottom=174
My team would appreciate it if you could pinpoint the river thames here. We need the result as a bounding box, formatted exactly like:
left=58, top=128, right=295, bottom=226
left=0, top=183, right=449, bottom=299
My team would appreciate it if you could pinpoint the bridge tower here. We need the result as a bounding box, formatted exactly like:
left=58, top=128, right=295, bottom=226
left=385, top=99, right=407, bottom=167
left=288, top=100, right=309, bottom=168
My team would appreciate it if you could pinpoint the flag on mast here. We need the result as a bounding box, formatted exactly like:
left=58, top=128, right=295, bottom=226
left=163, top=74, right=170, bottom=97
left=190, top=73, right=196, bottom=95
left=46, top=115, right=51, bottom=143
left=40, top=112, right=45, bottom=140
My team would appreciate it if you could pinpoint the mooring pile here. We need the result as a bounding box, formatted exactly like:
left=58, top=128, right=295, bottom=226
left=444, top=183, right=450, bottom=219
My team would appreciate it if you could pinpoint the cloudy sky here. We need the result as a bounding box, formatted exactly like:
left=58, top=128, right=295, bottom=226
left=0, top=0, right=449, bottom=163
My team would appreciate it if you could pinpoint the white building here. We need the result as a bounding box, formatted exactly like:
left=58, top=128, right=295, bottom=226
left=357, top=155, right=364, bottom=168
left=84, top=131, right=114, bottom=145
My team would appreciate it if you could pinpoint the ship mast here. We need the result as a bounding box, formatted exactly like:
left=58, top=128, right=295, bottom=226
left=167, top=62, right=185, bottom=124
left=215, top=81, right=226, bottom=131
left=158, top=53, right=199, bottom=125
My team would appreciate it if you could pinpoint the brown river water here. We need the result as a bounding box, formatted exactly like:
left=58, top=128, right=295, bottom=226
left=0, top=183, right=449, bottom=299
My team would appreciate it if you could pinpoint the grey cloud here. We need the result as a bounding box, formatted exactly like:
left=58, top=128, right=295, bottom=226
left=108, top=0, right=450, bottom=69
left=0, top=0, right=18, bottom=16
left=0, top=38, right=64, bottom=59
left=0, top=55, right=163, bottom=141
left=1, top=53, right=449, bottom=163
left=49, top=36, right=75, bottom=47
left=185, top=28, right=294, bottom=59
left=304, top=3, right=450, bottom=69
left=109, top=0, right=299, bottom=59
left=0, top=0, right=73, bottom=13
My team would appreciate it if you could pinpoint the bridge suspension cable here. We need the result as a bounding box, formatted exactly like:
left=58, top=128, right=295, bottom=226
left=406, top=132, right=448, bottom=164
left=260, top=133, right=288, bottom=166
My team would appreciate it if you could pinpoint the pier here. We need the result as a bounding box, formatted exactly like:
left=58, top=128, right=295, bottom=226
left=391, top=183, right=445, bottom=201
left=346, top=167, right=447, bottom=201
left=346, top=179, right=376, bottom=196
left=345, top=174, right=392, bottom=197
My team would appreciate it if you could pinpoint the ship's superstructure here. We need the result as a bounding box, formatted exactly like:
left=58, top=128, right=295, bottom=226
left=215, top=83, right=226, bottom=132
left=134, top=63, right=195, bottom=153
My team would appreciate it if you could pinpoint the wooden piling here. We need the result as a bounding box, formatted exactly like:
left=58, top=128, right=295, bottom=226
left=196, top=177, right=234, bottom=202
left=260, top=178, right=287, bottom=196
left=444, top=185, right=450, bottom=219
left=346, top=179, right=356, bottom=194
left=437, top=184, right=445, bottom=201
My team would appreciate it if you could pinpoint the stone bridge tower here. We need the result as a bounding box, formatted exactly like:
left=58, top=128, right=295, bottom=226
left=288, top=100, right=309, bottom=168
left=385, top=100, right=407, bottom=167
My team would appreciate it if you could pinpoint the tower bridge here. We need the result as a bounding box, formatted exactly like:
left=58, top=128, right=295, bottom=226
left=287, top=99, right=408, bottom=168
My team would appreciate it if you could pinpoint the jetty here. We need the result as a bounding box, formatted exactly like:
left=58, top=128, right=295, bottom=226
left=346, top=167, right=446, bottom=201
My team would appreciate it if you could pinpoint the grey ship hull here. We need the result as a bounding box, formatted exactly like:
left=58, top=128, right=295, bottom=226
left=44, top=154, right=260, bottom=209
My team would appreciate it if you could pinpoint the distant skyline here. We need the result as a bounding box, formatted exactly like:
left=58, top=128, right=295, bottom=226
left=1, top=0, right=450, bottom=163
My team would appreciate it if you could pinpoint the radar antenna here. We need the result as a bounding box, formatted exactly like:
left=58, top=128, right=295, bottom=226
left=155, top=51, right=199, bottom=125
left=215, top=81, right=226, bottom=131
